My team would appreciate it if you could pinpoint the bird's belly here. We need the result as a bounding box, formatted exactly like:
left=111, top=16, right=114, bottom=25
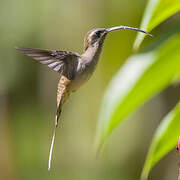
left=71, top=70, right=93, bottom=91
left=70, top=59, right=98, bottom=91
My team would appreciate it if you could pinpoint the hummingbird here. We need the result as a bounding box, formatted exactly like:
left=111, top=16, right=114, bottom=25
left=16, top=25, right=152, bottom=170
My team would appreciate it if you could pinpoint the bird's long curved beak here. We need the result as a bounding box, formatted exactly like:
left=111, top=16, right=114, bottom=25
left=106, top=26, right=152, bottom=37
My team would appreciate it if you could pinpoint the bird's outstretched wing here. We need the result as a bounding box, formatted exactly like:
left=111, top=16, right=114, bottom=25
left=16, top=47, right=80, bottom=74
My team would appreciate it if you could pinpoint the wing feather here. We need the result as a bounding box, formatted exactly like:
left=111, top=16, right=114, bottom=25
left=16, top=47, right=80, bottom=75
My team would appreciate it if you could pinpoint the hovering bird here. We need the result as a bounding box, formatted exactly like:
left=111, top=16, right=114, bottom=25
left=16, top=25, right=152, bottom=170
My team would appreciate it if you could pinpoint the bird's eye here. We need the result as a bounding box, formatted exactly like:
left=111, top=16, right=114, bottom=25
left=96, top=31, right=102, bottom=38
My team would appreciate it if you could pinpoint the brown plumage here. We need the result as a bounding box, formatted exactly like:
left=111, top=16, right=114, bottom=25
left=16, top=25, right=152, bottom=170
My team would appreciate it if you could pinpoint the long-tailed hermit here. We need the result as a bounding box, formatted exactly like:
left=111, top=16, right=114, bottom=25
left=16, top=25, right=152, bottom=170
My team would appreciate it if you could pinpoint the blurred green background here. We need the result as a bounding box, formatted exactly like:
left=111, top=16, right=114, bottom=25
left=0, top=0, right=179, bottom=179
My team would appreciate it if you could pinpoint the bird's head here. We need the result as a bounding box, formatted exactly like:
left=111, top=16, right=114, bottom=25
left=84, top=28, right=107, bottom=51
left=84, top=26, right=152, bottom=51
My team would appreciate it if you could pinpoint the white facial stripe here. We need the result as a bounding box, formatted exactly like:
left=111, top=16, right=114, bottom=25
left=89, top=31, right=95, bottom=38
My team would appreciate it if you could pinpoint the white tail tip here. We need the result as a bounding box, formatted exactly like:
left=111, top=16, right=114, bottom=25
left=48, top=127, right=56, bottom=171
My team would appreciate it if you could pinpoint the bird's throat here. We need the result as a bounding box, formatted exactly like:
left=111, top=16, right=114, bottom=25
left=82, top=42, right=103, bottom=65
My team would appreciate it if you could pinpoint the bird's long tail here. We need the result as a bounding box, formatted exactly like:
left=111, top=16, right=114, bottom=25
left=48, top=76, right=71, bottom=171
left=48, top=103, right=62, bottom=171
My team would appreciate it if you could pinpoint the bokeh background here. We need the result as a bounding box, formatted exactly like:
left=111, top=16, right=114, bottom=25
left=0, top=0, right=180, bottom=179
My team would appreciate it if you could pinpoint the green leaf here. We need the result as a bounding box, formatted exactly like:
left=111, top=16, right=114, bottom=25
left=141, top=102, right=180, bottom=180
left=133, top=0, right=180, bottom=50
left=95, top=34, right=180, bottom=154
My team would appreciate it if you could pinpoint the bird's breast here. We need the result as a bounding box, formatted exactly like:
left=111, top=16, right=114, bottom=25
left=70, top=60, right=97, bottom=91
